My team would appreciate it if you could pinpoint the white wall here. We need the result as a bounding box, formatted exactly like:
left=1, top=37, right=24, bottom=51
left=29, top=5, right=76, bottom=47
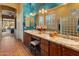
left=16, top=4, right=23, bottom=42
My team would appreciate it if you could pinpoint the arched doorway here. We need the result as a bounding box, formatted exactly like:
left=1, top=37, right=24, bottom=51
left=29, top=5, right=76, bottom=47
left=0, top=5, right=16, bottom=38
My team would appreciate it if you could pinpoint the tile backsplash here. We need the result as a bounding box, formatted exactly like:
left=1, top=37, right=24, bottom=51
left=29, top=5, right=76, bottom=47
left=60, top=16, right=79, bottom=37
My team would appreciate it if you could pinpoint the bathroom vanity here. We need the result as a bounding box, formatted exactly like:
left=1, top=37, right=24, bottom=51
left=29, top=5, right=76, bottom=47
left=23, top=30, right=79, bottom=56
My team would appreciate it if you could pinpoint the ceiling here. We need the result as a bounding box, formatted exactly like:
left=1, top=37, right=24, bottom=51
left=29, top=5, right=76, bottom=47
left=23, top=3, right=63, bottom=18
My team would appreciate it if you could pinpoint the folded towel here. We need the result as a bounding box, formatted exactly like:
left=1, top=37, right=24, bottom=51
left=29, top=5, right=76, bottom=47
left=30, top=40, right=40, bottom=46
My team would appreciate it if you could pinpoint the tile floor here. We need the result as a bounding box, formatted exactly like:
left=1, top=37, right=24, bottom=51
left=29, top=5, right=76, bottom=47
left=0, top=31, right=32, bottom=56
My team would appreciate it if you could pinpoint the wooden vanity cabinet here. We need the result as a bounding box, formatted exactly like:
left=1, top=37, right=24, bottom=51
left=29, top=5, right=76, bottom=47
left=50, top=42, right=61, bottom=56
left=62, top=46, right=79, bottom=56
left=40, top=38, right=50, bottom=56
left=23, top=32, right=79, bottom=56
left=23, top=32, right=31, bottom=47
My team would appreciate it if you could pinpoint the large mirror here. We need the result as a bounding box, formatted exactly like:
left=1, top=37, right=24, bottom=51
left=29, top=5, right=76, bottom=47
left=37, top=14, right=60, bottom=33
left=37, top=4, right=79, bottom=38
left=37, top=14, right=79, bottom=37
left=46, top=14, right=59, bottom=32
left=38, top=16, right=44, bottom=26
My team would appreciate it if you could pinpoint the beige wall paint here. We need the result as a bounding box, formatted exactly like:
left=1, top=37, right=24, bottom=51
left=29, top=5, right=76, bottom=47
left=0, top=3, right=18, bottom=9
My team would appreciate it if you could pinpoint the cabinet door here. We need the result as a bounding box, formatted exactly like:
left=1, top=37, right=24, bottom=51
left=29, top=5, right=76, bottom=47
left=40, top=39, right=49, bottom=56
left=62, top=46, right=79, bottom=56
left=50, top=42, right=61, bottom=56
left=41, top=50, right=49, bottom=56
left=23, top=32, right=31, bottom=46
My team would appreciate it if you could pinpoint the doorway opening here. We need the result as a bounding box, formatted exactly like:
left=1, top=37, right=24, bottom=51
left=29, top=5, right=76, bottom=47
left=1, top=5, right=16, bottom=37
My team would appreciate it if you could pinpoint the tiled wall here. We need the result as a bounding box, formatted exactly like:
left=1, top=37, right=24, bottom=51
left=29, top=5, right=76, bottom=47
left=60, top=16, right=79, bottom=36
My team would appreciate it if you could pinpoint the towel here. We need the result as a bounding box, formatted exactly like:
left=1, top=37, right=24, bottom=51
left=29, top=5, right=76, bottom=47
left=30, top=40, right=40, bottom=46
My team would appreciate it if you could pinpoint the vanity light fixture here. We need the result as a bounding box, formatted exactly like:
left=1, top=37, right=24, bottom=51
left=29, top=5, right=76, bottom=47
left=39, top=8, right=47, bottom=14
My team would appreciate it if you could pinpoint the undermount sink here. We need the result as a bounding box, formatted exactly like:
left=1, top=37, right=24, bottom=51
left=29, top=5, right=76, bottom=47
left=58, top=37, right=79, bottom=46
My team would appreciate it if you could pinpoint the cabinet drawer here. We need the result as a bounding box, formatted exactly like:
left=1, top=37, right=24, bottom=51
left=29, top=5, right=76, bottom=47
left=31, top=35, right=40, bottom=41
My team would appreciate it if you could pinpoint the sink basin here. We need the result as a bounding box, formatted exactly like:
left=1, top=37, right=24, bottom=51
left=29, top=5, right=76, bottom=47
left=58, top=37, right=79, bottom=46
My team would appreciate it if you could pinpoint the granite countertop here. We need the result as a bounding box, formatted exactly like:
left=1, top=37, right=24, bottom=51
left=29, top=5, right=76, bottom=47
left=24, top=30, right=79, bottom=52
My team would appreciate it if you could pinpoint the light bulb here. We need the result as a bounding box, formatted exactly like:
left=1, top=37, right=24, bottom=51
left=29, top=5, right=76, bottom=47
left=45, top=10, right=47, bottom=13
left=42, top=9, right=44, bottom=12
left=39, top=10, right=41, bottom=13
left=42, top=11, right=44, bottom=14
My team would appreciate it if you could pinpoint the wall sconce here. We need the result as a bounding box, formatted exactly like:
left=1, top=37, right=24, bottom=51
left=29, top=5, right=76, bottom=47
left=39, top=8, right=47, bottom=14
left=30, top=13, right=33, bottom=16
left=30, top=13, right=36, bottom=16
